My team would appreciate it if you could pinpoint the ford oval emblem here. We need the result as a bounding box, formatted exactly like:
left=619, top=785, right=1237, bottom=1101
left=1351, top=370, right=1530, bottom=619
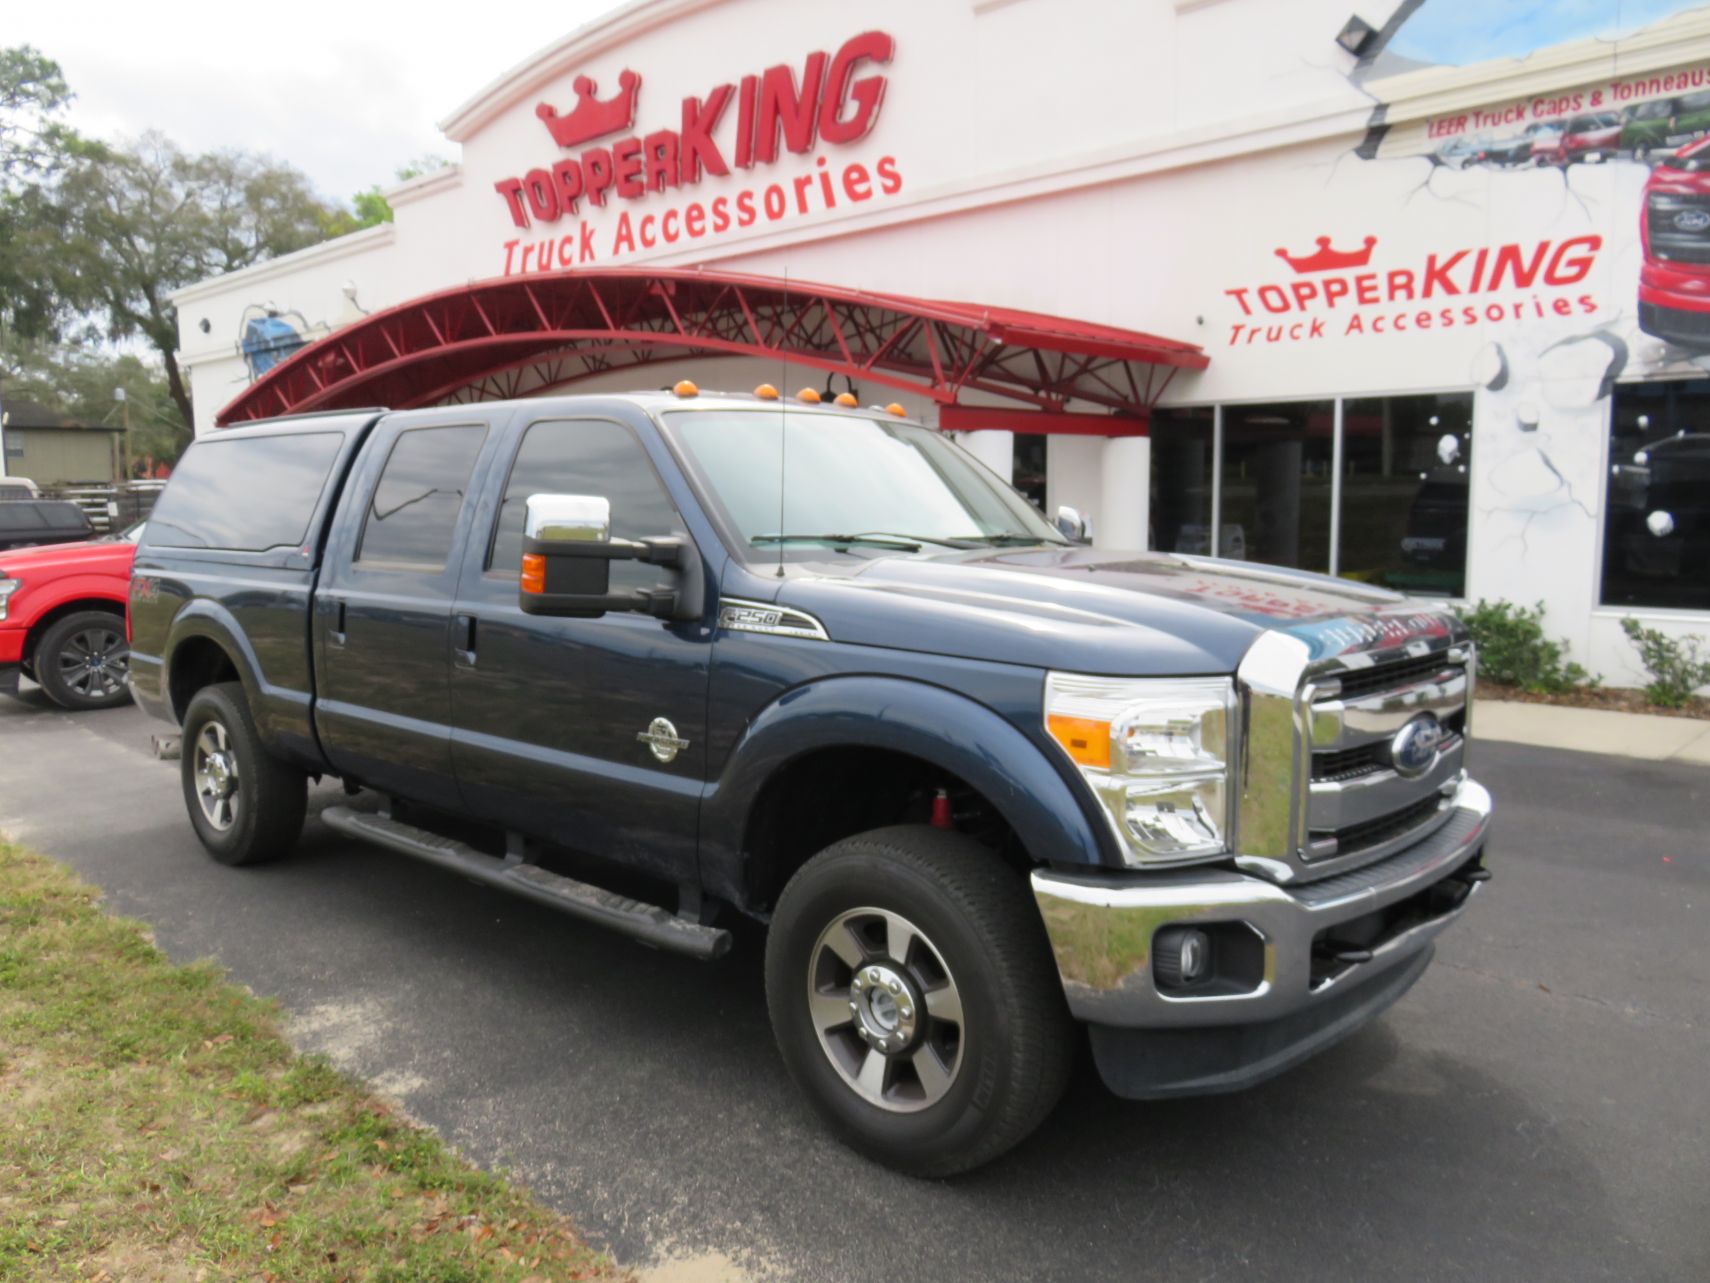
left=1674, top=208, right=1710, bottom=232
left=1390, top=713, right=1444, bottom=778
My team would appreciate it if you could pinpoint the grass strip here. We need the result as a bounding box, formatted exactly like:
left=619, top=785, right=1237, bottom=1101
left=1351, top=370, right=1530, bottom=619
left=0, top=838, right=625, bottom=1282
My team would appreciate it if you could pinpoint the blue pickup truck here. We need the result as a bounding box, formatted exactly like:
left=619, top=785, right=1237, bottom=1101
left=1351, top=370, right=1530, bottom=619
left=128, top=387, right=1491, bottom=1175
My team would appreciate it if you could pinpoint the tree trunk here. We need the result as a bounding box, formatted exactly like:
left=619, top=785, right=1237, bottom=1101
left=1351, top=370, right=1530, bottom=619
left=160, top=343, right=193, bottom=434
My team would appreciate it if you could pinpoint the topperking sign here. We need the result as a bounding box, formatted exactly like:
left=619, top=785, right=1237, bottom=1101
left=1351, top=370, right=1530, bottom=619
left=492, top=30, right=902, bottom=274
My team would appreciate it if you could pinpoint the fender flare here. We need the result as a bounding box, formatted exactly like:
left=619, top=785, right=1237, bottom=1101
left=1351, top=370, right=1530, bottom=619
left=162, top=599, right=269, bottom=720
left=18, top=576, right=128, bottom=653
left=701, top=675, right=1116, bottom=894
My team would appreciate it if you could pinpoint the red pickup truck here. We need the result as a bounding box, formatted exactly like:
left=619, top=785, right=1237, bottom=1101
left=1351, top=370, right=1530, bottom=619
left=0, top=523, right=142, bottom=710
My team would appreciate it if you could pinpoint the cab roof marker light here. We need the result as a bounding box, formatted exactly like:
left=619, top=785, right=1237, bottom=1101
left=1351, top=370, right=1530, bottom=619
left=754, top=383, right=780, bottom=400
left=797, top=387, right=822, bottom=403
left=673, top=379, right=699, bottom=398
left=885, top=403, right=907, bottom=417
left=833, top=391, right=859, bottom=407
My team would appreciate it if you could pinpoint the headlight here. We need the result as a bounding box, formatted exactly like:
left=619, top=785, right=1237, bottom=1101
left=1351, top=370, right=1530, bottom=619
left=1045, top=673, right=1234, bottom=865
left=0, top=577, right=19, bottom=622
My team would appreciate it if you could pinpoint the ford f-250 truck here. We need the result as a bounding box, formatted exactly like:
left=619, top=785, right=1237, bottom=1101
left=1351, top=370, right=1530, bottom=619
left=128, top=387, right=1491, bottom=1176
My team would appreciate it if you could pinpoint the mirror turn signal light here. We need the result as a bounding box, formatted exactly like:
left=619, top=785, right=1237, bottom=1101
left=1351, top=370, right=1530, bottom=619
left=754, top=383, right=780, bottom=400
left=833, top=391, right=858, bottom=407
left=673, top=379, right=699, bottom=398
left=796, top=387, right=822, bottom=403
left=521, top=552, right=547, bottom=595
left=1047, top=714, right=1111, bottom=769
left=885, top=402, right=907, bottom=417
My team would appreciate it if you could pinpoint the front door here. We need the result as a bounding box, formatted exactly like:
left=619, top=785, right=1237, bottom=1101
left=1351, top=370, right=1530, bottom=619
left=314, top=412, right=499, bottom=804
left=447, top=412, right=712, bottom=885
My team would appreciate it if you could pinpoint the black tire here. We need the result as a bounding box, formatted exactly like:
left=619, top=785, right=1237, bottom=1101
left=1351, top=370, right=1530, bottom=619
left=34, top=609, right=131, bottom=710
left=180, top=681, right=306, bottom=866
left=765, top=825, right=1074, bottom=1177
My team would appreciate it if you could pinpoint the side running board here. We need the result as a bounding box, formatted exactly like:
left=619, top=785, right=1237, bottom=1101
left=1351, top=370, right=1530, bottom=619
left=320, top=805, right=731, bottom=960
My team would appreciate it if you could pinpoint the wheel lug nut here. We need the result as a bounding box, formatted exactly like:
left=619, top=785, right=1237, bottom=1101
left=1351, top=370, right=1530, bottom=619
left=899, top=1006, right=912, bottom=1019
left=887, top=981, right=901, bottom=994
left=848, top=999, right=859, bottom=1011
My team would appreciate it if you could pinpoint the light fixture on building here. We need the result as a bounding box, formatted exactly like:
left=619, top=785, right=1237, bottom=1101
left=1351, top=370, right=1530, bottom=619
left=1335, top=14, right=1378, bottom=57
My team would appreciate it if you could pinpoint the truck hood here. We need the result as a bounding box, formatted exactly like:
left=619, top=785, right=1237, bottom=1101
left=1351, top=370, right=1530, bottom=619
left=774, top=548, right=1463, bottom=676
left=0, top=539, right=136, bottom=576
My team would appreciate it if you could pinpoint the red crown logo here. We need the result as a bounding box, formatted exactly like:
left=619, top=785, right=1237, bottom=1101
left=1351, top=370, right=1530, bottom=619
left=536, top=69, right=642, bottom=149
left=1274, top=234, right=1378, bottom=274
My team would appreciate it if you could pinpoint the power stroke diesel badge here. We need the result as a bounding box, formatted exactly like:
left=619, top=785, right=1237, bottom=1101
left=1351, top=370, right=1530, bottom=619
left=637, top=717, right=690, bottom=764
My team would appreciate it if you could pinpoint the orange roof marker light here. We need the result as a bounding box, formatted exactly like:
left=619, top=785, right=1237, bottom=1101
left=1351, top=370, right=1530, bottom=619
left=885, top=402, right=908, bottom=418
left=796, top=387, right=822, bottom=403
left=673, top=379, right=699, bottom=398
left=754, top=383, right=780, bottom=400
left=833, top=391, right=858, bottom=407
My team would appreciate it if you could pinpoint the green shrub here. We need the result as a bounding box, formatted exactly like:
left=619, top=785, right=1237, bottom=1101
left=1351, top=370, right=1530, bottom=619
left=1619, top=617, right=1710, bottom=708
left=1455, top=600, right=1591, bottom=693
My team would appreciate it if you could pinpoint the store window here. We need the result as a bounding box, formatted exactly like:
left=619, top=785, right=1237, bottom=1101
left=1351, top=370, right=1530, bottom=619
left=1603, top=379, right=1710, bottom=610
left=1340, top=393, right=1473, bottom=598
left=1149, top=407, right=1216, bottom=554
left=1219, top=401, right=1333, bottom=571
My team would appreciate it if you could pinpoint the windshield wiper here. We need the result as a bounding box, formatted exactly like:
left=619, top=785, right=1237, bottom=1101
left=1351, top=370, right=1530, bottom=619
left=955, top=534, right=1062, bottom=547
left=752, top=531, right=976, bottom=551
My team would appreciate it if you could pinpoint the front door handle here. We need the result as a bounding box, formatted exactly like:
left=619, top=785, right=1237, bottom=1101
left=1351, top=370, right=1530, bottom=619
left=453, top=613, right=477, bottom=667
left=328, top=600, right=347, bottom=648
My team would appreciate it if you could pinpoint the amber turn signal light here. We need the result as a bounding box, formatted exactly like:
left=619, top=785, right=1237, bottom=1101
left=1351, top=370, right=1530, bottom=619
left=673, top=379, right=699, bottom=398
left=754, top=383, right=780, bottom=400
left=521, top=552, right=547, bottom=595
left=1047, top=714, right=1111, bottom=769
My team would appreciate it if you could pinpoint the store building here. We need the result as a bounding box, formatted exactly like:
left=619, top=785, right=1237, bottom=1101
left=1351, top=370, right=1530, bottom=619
left=171, top=0, right=1710, bottom=689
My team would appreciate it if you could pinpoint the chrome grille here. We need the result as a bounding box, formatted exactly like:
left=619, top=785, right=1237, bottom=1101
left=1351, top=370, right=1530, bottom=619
left=1302, top=643, right=1470, bottom=868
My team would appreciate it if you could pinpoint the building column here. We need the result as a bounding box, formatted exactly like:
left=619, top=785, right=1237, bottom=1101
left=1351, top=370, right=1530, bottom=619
left=1045, top=435, right=1105, bottom=537
left=956, top=429, right=1015, bottom=483
left=1099, top=434, right=1151, bottom=551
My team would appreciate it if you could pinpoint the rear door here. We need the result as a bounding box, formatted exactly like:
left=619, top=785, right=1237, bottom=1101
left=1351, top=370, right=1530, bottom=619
left=446, top=410, right=712, bottom=886
left=314, top=411, right=503, bottom=804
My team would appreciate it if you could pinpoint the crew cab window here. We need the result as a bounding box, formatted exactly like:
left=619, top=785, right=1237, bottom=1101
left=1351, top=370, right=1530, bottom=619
left=487, top=419, right=681, bottom=589
left=146, top=431, right=342, bottom=552
left=356, top=425, right=487, bottom=571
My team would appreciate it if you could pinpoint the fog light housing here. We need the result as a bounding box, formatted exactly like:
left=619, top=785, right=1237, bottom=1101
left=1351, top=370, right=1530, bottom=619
left=1154, top=926, right=1212, bottom=990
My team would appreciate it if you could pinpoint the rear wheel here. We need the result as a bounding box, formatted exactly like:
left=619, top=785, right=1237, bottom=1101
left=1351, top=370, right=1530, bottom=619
left=765, top=826, right=1073, bottom=1177
left=180, top=681, right=306, bottom=866
left=34, top=610, right=130, bottom=710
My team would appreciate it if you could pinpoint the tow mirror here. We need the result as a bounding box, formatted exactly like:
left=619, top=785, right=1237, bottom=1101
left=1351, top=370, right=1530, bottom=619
left=519, top=493, right=702, bottom=621
left=1055, top=505, right=1091, bottom=543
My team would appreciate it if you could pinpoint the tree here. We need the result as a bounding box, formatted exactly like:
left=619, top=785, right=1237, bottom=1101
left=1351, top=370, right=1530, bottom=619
left=344, top=154, right=452, bottom=231
left=0, top=46, right=77, bottom=340
left=54, top=132, right=344, bottom=427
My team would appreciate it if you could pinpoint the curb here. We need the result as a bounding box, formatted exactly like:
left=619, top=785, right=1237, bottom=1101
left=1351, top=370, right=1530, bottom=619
left=1473, top=699, right=1710, bottom=765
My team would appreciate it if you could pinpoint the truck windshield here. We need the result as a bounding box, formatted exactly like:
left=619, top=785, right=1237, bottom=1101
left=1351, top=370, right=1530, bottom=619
left=667, top=408, right=1066, bottom=557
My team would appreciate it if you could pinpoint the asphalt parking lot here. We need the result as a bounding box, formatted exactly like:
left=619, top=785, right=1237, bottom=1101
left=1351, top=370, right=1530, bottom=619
left=2, top=688, right=1706, bottom=1281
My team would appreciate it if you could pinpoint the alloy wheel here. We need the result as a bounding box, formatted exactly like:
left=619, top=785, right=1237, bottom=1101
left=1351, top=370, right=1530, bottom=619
left=192, top=720, right=241, bottom=831
left=57, top=626, right=128, bottom=699
left=806, top=906, right=965, bottom=1112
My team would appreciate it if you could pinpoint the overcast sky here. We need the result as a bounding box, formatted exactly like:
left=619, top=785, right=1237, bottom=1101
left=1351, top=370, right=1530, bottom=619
left=8, top=0, right=620, bottom=200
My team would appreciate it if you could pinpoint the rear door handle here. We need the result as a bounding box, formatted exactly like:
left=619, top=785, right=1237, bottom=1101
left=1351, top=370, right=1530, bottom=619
left=328, top=600, right=347, bottom=648
left=453, top=613, right=477, bottom=667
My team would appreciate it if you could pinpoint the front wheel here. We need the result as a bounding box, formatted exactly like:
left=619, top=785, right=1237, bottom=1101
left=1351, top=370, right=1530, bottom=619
left=765, top=826, right=1074, bottom=1177
left=180, top=681, right=306, bottom=866
left=34, top=610, right=130, bottom=710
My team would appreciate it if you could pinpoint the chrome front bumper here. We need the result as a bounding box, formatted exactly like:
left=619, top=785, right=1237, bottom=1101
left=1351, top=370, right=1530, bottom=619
left=1031, top=776, right=1491, bottom=1029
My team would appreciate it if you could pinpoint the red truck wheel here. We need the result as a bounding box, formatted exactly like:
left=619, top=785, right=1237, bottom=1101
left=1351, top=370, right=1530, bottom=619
left=34, top=610, right=131, bottom=710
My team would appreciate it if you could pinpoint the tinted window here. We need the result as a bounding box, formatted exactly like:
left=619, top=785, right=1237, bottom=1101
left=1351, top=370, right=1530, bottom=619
left=147, top=432, right=342, bottom=552
left=356, top=425, right=487, bottom=571
left=1603, top=378, right=1710, bottom=609
left=1683, top=91, right=1710, bottom=111
left=487, top=419, right=681, bottom=591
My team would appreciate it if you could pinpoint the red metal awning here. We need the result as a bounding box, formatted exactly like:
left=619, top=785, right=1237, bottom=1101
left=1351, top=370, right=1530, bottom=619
left=215, top=267, right=1208, bottom=427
